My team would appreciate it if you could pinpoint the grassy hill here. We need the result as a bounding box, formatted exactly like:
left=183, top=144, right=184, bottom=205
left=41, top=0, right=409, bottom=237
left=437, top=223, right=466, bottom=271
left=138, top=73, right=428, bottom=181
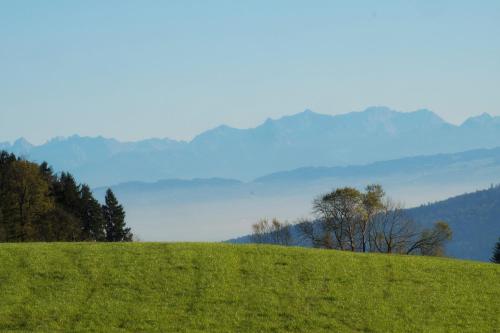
left=0, top=243, right=498, bottom=332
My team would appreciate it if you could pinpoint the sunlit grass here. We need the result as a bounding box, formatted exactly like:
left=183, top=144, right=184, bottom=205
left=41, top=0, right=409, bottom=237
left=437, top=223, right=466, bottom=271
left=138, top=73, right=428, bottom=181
left=0, top=243, right=498, bottom=332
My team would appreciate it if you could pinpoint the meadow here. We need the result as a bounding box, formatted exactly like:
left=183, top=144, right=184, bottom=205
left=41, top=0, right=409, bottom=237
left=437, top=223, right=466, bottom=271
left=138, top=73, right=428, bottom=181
left=0, top=243, right=498, bottom=332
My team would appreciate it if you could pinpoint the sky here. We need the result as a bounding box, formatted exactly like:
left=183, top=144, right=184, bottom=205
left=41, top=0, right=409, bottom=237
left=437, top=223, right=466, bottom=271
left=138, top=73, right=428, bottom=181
left=1, top=0, right=499, bottom=144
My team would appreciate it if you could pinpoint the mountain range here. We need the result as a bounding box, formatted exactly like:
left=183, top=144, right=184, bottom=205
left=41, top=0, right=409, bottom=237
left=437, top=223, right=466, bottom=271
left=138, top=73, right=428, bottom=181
left=2, top=106, right=499, bottom=258
left=2, top=107, right=500, bottom=187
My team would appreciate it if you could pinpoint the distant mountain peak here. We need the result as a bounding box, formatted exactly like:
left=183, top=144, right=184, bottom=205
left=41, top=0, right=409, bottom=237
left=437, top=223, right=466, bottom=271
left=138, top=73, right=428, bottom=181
left=13, top=137, right=33, bottom=148
left=271, top=109, right=329, bottom=123
left=301, top=108, right=315, bottom=115
left=190, top=124, right=240, bottom=144
left=10, top=137, right=34, bottom=155
left=360, top=106, right=443, bottom=120
left=14, top=137, right=32, bottom=145
left=269, top=109, right=321, bottom=120
left=409, top=108, right=446, bottom=123
left=461, top=113, right=495, bottom=127
left=411, top=108, right=437, bottom=115
left=477, top=112, right=492, bottom=119
left=213, top=124, right=234, bottom=131
left=362, top=106, right=395, bottom=114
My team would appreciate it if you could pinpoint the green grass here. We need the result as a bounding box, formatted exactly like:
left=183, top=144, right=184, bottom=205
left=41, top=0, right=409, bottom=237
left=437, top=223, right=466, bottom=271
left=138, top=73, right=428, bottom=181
left=0, top=243, right=498, bottom=332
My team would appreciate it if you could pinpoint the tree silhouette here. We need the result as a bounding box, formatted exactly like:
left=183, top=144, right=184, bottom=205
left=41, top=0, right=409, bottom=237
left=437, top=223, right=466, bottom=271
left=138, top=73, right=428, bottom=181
left=103, top=189, right=132, bottom=242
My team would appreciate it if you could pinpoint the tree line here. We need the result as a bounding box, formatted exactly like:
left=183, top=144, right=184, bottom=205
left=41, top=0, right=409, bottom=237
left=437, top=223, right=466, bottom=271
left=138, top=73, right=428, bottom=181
left=252, top=185, right=453, bottom=257
left=0, top=151, right=132, bottom=242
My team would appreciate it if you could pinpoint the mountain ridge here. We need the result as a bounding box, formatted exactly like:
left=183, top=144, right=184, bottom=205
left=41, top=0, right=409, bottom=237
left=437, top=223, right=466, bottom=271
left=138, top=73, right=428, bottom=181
left=98, top=146, right=500, bottom=189
left=2, top=107, right=500, bottom=186
left=4, top=107, right=499, bottom=149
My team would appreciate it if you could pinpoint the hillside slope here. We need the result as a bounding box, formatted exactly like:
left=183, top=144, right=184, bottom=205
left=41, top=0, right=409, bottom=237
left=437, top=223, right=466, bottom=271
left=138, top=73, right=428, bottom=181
left=407, top=185, right=500, bottom=261
left=0, top=243, right=498, bottom=332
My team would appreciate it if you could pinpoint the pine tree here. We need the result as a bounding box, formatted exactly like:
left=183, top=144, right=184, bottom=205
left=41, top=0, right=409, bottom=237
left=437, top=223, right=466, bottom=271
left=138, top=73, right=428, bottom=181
left=38, top=162, right=56, bottom=186
left=54, top=172, right=81, bottom=216
left=102, top=189, right=132, bottom=242
left=491, top=238, right=500, bottom=264
left=80, top=185, right=106, bottom=241
left=0, top=209, right=5, bottom=242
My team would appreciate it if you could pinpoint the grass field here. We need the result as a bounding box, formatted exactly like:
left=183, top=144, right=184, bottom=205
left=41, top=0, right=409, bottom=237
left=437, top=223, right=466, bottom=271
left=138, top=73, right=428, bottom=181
left=0, top=243, right=498, bottom=332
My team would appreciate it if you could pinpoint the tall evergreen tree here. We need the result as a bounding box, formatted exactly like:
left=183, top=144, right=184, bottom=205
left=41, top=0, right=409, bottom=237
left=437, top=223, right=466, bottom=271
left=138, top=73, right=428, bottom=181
left=0, top=151, right=17, bottom=240
left=0, top=209, right=5, bottom=242
left=80, top=185, right=106, bottom=241
left=38, top=162, right=57, bottom=196
left=51, top=172, right=84, bottom=240
left=54, top=172, right=81, bottom=216
left=102, top=189, right=132, bottom=242
left=491, top=238, right=500, bottom=264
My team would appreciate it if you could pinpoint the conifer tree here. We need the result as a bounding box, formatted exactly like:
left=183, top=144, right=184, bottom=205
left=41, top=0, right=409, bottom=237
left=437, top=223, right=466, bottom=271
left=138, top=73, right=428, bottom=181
left=0, top=151, right=130, bottom=242
left=54, top=172, right=81, bottom=216
left=102, top=189, right=132, bottom=242
left=80, top=185, right=106, bottom=241
left=0, top=209, right=5, bottom=242
left=491, top=238, right=500, bottom=264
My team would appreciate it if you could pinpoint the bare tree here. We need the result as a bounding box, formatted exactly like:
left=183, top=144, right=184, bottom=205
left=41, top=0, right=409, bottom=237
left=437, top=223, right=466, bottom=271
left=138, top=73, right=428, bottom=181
left=251, top=218, right=268, bottom=243
left=370, top=200, right=452, bottom=256
left=360, top=184, right=385, bottom=252
left=269, top=218, right=293, bottom=245
left=296, top=218, right=329, bottom=248
left=369, top=200, right=418, bottom=254
left=251, top=218, right=293, bottom=245
left=406, top=221, right=452, bottom=256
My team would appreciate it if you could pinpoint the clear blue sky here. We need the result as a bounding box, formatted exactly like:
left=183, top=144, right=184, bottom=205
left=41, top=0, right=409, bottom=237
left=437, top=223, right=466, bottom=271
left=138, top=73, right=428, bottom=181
left=1, top=0, right=499, bottom=144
